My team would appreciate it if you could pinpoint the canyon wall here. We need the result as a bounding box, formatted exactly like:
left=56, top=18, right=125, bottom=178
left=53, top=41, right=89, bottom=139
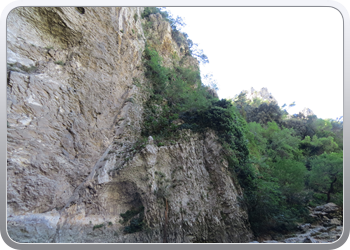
left=6, top=7, right=253, bottom=243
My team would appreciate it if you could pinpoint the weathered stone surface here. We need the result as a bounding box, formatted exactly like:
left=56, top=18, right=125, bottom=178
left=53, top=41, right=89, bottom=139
left=7, top=7, right=253, bottom=243
left=53, top=130, right=253, bottom=243
left=297, top=223, right=310, bottom=233
left=314, top=203, right=339, bottom=213
left=7, top=210, right=60, bottom=243
left=7, top=7, right=146, bottom=218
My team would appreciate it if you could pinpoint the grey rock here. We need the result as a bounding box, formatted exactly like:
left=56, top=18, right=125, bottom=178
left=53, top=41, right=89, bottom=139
left=6, top=7, right=252, bottom=243
left=298, top=223, right=311, bottom=233
left=314, top=203, right=339, bottom=213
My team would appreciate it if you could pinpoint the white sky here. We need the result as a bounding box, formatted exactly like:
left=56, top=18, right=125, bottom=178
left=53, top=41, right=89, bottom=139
left=166, top=7, right=343, bottom=120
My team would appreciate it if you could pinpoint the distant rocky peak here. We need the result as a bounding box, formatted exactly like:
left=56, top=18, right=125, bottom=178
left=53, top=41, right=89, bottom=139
left=243, top=87, right=277, bottom=104
left=300, top=107, right=314, bottom=117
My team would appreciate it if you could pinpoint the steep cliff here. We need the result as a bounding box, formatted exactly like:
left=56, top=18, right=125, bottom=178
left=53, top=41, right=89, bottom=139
left=6, top=7, right=253, bottom=243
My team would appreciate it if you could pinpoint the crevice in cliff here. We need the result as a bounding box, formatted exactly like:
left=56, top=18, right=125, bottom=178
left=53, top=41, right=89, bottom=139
left=110, top=88, right=131, bottom=129
left=163, top=197, right=168, bottom=243
left=7, top=70, right=12, bottom=86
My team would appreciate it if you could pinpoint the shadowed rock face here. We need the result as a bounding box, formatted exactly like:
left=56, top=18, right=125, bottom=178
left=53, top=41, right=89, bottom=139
left=7, top=7, right=253, bottom=243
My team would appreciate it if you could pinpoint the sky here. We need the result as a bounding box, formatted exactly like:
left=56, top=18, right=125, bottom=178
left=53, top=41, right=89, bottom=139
left=166, top=7, right=343, bottom=120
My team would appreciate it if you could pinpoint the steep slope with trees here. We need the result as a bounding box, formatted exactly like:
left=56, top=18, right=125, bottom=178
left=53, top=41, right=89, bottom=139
left=232, top=90, right=343, bottom=236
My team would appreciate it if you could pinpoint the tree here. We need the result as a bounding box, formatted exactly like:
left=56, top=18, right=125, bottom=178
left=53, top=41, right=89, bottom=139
left=309, top=152, right=343, bottom=204
left=186, top=42, right=209, bottom=64
left=264, top=122, right=302, bottom=161
left=288, top=101, right=296, bottom=108
left=271, top=159, right=307, bottom=204
left=246, top=122, right=267, bottom=158
left=300, top=135, right=339, bottom=157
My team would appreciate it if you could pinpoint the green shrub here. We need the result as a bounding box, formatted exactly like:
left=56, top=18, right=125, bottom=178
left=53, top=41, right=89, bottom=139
left=142, top=7, right=168, bottom=19
left=54, top=61, right=65, bottom=66
left=8, top=62, right=38, bottom=74
left=120, top=206, right=145, bottom=234
left=93, top=224, right=104, bottom=230
left=120, top=206, right=144, bottom=224
left=123, top=215, right=144, bottom=234
left=141, top=46, right=214, bottom=140
left=155, top=171, right=165, bottom=178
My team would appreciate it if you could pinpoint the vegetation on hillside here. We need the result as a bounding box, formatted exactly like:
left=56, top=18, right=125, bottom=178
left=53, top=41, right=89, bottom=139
left=232, top=93, right=343, bottom=234
left=131, top=7, right=343, bottom=237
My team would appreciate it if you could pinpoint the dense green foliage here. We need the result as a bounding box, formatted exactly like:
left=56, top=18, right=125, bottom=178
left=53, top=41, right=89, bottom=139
left=233, top=93, right=343, bottom=235
left=141, top=45, right=214, bottom=139
left=140, top=8, right=343, bottom=236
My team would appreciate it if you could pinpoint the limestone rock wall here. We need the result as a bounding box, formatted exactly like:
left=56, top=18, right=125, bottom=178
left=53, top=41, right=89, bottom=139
left=53, top=131, right=253, bottom=243
left=7, top=7, right=253, bottom=243
left=7, top=6, right=147, bottom=242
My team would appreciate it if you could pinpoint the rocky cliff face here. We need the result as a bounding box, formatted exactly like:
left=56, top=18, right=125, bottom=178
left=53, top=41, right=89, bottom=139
left=7, top=7, right=253, bottom=243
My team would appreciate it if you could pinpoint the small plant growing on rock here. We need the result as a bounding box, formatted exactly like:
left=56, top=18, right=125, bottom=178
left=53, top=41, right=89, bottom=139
left=119, top=206, right=145, bottom=234
left=126, top=98, right=134, bottom=103
left=25, top=65, right=38, bottom=73
left=93, top=224, right=104, bottom=230
left=132, top=77, right=142, bottom=87
left=155, top=171, right=166, bottom=178
left=120, top=206, right=144, bottom=224
left=123, top=216, right=144, bottom=234
left=54, top=61, right=65, bottom=66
